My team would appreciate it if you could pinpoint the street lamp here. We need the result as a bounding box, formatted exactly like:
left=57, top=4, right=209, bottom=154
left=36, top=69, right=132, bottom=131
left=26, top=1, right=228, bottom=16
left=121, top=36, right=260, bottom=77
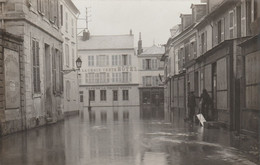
left=76, top=57, right=82, bottom=69
left=62, top=57, right=82, bottom=74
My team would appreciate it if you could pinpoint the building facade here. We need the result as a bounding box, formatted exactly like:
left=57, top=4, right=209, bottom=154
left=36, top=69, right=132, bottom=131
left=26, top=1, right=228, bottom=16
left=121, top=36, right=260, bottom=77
left=78, top=31, right=139, bottom=107
left=0, top=0, right=78, bottom=135
left=60, top=0, right=80, bottom=116
left=137, top=34, right=165, bottom=116
left=163, top=0, right=259, bottom=136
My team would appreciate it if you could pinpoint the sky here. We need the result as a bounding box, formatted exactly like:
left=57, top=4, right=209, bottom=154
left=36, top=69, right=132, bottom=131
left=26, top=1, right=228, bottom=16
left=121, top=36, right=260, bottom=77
left=73, top=0, right=200, bottom=47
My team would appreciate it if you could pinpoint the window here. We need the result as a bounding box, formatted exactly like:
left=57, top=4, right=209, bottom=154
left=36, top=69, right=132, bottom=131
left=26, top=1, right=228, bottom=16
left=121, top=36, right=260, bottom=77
left=151, top=59, right=158, bottom=70
left=86, top=73, right=95, bottom=83
left=143, top=59, right=151, bottom=70
left=113, top=90, right=118, bottom=101
left=100, top=73, right=106, bottom=83
left=88, top=56, right=94, bottom=66
left=65, top=44, right=69, bottom=66
left=229, top=11, right=234, bottom=38
left=190, top=42, right=194, bottom=60
left=122, top=72, right=128, bottom=83
left=95, top=73, right=99, bottom=83
left=32, top=39, right=40, bottom=93
left=123, top=55, right=127, bottom=65
left=152, top=76, right=158, bottom=86
left=78, top=74, right=82, bottom=84
left=37, top=0, right=44, bottom=13
left=52, top=49, right=62, bottom=93
left=100, top=90, right=106, bottom=101
left=97, top=55, right=108, bottom=66
left=122, top=90, right=129, bottom=100
left=79, top=91, right=83, bottom=102
left=112, top=55, right=119, bottom=66
left=107, top=73, right=109, bottom=83
left=145, top=76, right=152, bottom=86
left=89, top=90, right=95, bottom=101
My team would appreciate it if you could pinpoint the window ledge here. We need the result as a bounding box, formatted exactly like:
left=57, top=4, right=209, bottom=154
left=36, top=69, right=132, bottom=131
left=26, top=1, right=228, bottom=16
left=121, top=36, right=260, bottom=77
left=32, top=93, right=41, bottom=98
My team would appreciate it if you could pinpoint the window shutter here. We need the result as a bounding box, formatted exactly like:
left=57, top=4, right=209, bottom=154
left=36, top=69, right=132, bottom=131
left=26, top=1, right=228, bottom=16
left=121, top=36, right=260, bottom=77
left=107, top=56, right=109, bottom=66
left=129, top=72, right=132, bottom=82
left=60, top=51, right=64, bottom=92
left=142, top=76, right=145, bottom=86
left=199, top=35, right=202, bottom=55
left=36, top=41, right=40, bottom=93
left=128, top=55, right=131, bottom=65
left=119, top=55, right=122, bottom=65
left=52, top=47, right=56, bottom=93
left=221, top=18, right=225, bottom=41
left=96, top=56, right=99, bottom=66
left=204, top=31, right=207, bottom=53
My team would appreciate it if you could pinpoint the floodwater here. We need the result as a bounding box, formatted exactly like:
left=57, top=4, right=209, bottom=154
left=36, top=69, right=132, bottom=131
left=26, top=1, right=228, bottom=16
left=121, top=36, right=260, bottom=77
left=0, top=106, right=258, bottom=165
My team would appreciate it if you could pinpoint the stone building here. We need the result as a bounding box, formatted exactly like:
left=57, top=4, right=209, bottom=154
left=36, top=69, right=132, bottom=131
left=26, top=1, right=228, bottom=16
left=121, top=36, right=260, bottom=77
left=238, top=0, right=260, bottom=136
left=0, top=0, right=70, bottom=135
left=78, top=31, right=139, bottom=107
left=163, top=0, right=259, bottom=136
left=137, top=33, right=165, bottom=117
left=60, top=0, right=81, bottom=116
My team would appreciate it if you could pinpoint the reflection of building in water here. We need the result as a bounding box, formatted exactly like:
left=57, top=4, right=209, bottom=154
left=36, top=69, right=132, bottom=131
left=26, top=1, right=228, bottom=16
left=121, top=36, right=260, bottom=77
left=86, top=107, right=139, bottom=123
left=137, top=33, right=165, bottom=117
left=78, top=31, right=139, bottom=107
left=80, top=107, right=141, bottom=164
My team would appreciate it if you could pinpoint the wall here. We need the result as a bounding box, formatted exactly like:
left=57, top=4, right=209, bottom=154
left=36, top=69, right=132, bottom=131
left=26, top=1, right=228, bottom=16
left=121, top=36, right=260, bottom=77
left=60, top=0, right=80, bottom=116
left=2, top=0, right=64, bottom=132
left=0, top=31, right=24, bottom=136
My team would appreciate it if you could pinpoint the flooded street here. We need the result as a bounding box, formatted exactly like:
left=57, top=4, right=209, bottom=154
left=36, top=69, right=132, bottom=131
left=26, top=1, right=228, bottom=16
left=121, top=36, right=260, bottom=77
left=0, top=107, right=258, bottom=165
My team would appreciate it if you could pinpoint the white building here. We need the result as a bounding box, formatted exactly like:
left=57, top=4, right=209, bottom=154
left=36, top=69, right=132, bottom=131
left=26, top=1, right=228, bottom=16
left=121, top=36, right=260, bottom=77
left=137, top=34, right=165, bottom=108
left=78, top=31, right=139, bottom=107
left=60, top=0, right=80, bottom=116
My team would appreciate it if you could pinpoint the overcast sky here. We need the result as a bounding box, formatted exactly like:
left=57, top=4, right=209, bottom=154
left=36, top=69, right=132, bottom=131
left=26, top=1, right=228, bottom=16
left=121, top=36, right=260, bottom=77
left=73, top=0, right=200, bottom=47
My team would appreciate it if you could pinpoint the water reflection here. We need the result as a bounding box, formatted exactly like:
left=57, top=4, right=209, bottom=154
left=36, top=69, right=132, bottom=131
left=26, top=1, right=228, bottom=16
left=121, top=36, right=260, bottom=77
left=0, top=107, right=257, bottom=165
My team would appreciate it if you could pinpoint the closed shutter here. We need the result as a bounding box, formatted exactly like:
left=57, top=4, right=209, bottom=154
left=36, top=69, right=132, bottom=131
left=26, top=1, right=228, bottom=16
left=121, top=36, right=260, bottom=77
left=60, top=51, right=64, bottom=92
left=142, top=76, right=145, bottom=86
left=106, top=56, right=109, bottom=66
left=204, top=31, right=207, bottom=53
left=52, top=47, right=56, bottom=93
left=32, top=40, right=41, bottom=93
left=128, top=55, right=131, bottom=65
left=96, top=55, right=99, bottom=66
left=143, top=59, right=147, bottom=70
left=221, top=18, right=225, bottom=42
left=119, top=55, right=122, bottom=65
left=129, top=72, right=132, bottom=82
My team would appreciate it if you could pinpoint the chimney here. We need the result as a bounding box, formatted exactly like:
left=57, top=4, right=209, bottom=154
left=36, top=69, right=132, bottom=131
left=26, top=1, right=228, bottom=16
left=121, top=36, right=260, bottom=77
left=191, top=4, right=207, bottom=23
left=130, top=29, right=133, bottom=35
left=82, top=29, right=90, bottom=41
left=137, top=32, right=143, bottom=55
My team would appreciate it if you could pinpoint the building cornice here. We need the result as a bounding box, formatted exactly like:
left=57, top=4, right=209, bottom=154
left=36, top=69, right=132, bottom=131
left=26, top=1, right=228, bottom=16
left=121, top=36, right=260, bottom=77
left=2, top=16, right=63, bottom=42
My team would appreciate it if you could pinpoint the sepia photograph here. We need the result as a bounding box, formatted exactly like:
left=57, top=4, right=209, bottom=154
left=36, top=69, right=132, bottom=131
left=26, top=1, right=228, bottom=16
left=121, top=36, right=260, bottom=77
left=0, top=0, right=259, bottom=164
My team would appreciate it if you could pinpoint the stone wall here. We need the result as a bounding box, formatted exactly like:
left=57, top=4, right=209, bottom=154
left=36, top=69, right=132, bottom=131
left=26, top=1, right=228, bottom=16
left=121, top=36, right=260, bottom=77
left=0, top=30, right=24, bottom=136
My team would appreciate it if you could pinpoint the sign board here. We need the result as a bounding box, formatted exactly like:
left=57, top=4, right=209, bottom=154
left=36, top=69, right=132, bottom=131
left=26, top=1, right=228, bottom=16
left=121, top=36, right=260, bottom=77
left=196, top=113, right=206, bottom=126
left=81, top=66, right=137, bottom=73
left=4, top=48, right=20, bottom=109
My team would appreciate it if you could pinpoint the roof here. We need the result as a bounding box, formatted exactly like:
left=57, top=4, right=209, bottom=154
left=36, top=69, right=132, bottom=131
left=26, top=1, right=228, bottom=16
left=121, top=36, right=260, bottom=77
left=140, top=45, right=165, bottom=55
left=64, top=0, right=80, bottom=14
left=78, top=35, right=134, bottom=50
